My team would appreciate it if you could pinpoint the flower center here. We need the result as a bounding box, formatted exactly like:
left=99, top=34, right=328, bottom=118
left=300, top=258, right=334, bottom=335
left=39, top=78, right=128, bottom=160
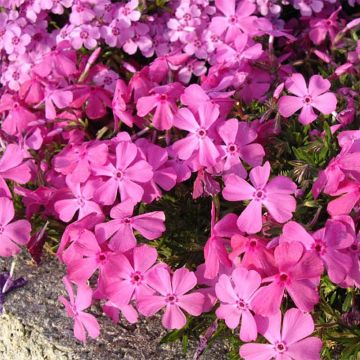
left=122, top=217, right=132, bottom=224
left=350, top=243, right=358, bottom=252
left=98, top=253, right=107, bottom=262
left=112, top=27, right=120, bottom=36
left=159, top=93, right=168, bottom=102
left=227, top=143, right=238, bottom=154
left=279, top=272, right=289, bottom=283
left=312, top=240, right=326, bottom=255
left=275, top=341, right=287, bottom=353
left=77, top=197, right=85, bottom=207
left=165, top=293, right=178, bottom=304
left=249, top=239, right=257, bottom=248
left=0, top=225, right=4, bottom=234
left=253, top=189, right=266, bottom=200
left=80, top=31, right=89, bottom=39
left=303, top=95, right=312, bottom=104
left=131, top=271, right=143, bottom=284
left=196, top=128, right=207, bottom=138
left=12, top=36, right=20, bottom=45
left=229, top=15, right=237, bottom=23
left=236, top=299, right=247, bottom=309
left=115, top=170, right=124, bottom=180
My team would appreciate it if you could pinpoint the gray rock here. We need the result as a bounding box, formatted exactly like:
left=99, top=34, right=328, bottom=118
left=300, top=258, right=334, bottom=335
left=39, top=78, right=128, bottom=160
left=0, top=254, right=229, bottom=360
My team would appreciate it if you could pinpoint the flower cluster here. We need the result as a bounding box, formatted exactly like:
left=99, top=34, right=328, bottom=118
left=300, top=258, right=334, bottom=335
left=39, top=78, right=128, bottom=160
left=0, top=0, right=359, bottom=359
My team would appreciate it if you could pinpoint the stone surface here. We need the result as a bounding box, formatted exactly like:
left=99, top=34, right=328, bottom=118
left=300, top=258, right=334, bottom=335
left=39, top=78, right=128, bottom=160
left=0, top=254, right=229, bottom=360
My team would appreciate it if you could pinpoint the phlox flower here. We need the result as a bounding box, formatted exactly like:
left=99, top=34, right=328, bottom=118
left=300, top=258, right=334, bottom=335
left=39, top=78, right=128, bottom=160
left=278, top=73, right=337, bottom=125
left=70, top=25, right=100, bottom=50
left=3, top=26, right=31, bottom=55
left=217, top=118, right=265, bottom=178
left=280, top=219, right=354, bottom=284
left=251, top=241, right=323, bottom=315
left=240, top=308, right=322, bottom=360
left=95, top=199, right=165, bottom=252
left=116, top=0, right=141, bottom=27
left=40, top=0, right=73, bottom=14
left=93, top=141, right=153, bottom=205
left=172, top=102, right=220, bottom=167
left=223, top=162, right=297, bottom=234
left=54, top=179, right=103, bottom=223
left=137, top=267, right=204, bottom=329
left=0, top=197, right=31, bottom=257
left=59, top=277, right=100, bottom=343
left=100, top=244, right=161, bottom=307
left=293, top=0, right=323, bottom=16
left=215, top=267, right=261, bottom=341
left=136, top=83, right=184, bottom=130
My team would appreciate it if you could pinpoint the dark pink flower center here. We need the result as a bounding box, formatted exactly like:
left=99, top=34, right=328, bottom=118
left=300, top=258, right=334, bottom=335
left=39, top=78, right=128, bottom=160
left=303, top=95, right=312, bottom=104
left=236, top=298, right=247, bottom=309
left=312, top=240, right=326, bottom=255
left=279, top=272, right=289, bottom=283
left=229, top=15, right=237, bottom=23
left=122, top=6, right=131, bottom=16
left=112, top=27, right=120, bottom=36
left=196, top=128, right=207, bottom=138
left=253, top=189, right=266, bottom=200
left=122, top=217, right=132, bottom=224
left=227, top=143, right=238, bottom=154
left=115, top=170, right=124, bottom=180
left=165, top=293, right=178, bottom=304
left=131, top=271, right=143, bottom=284
left=184, top=13, right=191, bottom=21
left=275, top=341, right=287, bottom=353
left=98, top=253, right=107, bottom=262
left=194, top=39, right=202, bottom=48
left=77, top=197, right=85, bottom=207
left=12, top=36, right=20, bottom=45
left=0, top=225, right=4, bottom=234
left=12, top=71, right=20, bottom=80
left=159, top=93, right=168, bottom=102
left=350, top=243, right=358, bottom=252
left=80, top=31, right=89, bottom=39
left=249, top=239, right=257, bottom=248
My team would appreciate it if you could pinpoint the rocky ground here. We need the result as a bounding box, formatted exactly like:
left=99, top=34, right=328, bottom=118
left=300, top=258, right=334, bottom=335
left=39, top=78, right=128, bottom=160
left=0, top=253, right=229, bottom=360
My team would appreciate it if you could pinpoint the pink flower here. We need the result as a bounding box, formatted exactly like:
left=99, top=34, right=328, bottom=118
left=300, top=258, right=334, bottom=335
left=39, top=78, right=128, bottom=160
left=217, top=118, right=264, bottom=178
left=136, top=83, right=184, bottom=130
left=0, top=197, right=31, bottom=257
left=95, top=199, right=165, bottom=252
left=54, top=179, right=103, bottom=223
left=0, top=144, right=32, bottom=197
left=240, top=308, right=322, bottom=360
left=223, top=162, right=297, bottom=234
left=70, top=25, right=100, bottom=50
left=3, top=26, right=31, bottom=55
left=65, top=229, right=123, bottom=282
left=293, top=0, right=324, bottom=16
left=210, top=0, right=257, bottom=41
left=309, top=8, right=340, bottom=45
left=251, top=242, right=323, bottom=315
left=278, top=73, right=337, bottom=125
left=93, top=141, right=153, bottom=204
left=101, top=244, right=160, bottom=307
left=280, top=220, right=354, bottom=284
left=137, top=267, right=205, bottom=329
left=116, top=0, right=141, bottom=27
left=59, top=277, right=100, bottom=343
left=215, top=267, right=261, bottom=341
left=172, top=102, right=220, bottom=167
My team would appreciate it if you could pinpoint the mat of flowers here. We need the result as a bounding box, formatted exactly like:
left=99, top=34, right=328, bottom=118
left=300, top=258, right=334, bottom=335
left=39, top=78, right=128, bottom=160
left=0, top=0, right=359, bottom=358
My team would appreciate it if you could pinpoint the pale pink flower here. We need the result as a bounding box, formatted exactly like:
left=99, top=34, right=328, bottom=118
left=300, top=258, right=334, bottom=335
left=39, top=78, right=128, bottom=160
left=70, top=25, right=100, bottom=50
left=240, top=308, right=322, bottom=360
left=59, top=277, right=100, bottom=343
left=215, top=267, right=261, bottom=341
left=293, top=0, right=324, bottom=16
left=3, top=26, right=31, bottom=55
left=137, top=267, right=205, bottom=329
left=278, top=73, right=337, bottom=125
left=223, top=162, right=297, bottom=234
left=0, top=196, right=31, bottom=257
left=116, top=0, right=141, bottom=27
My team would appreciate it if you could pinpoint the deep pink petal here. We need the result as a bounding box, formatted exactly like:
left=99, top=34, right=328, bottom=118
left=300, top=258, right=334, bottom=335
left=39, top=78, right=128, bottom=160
left=287, top=337, right=322, bottom=360
left=132, top=211, right=165, bottom=240
left=173, top=107, right=199, bottom=132
left=232, top=267, right=261, bottom=300
left=77, top=312, right=100, bottom=339
left=223, top=174, right=255, bottom=201
left=286, top=73, right=308, bottom=97
left=215, top=274, right=238, bottom=303
left=216, top=304, right=241, bottom=329
left=263, top=193, right=296, bottom=224
left=237, top=200, right=263, bottom=234
left=0, top=197, right=14, bottom=225
left=278, top=95, right=304, bottom=118
left=177, top=292, right=204, bottom=316
left=299, top=105, right=317, bottom=125
left=286, top=280, right=319, bottom=312
left=172, top=268, right=197, bottom=295
left=240, top=343, right=277, bottom=360
left=240, top=309, right=258, bottom=342
left=251, top=282, right=284, bottom=316
left=162, top=304, right=186, bottom=329
left=308, top=75, right=330, bottom=97
left=249, top=162, right=270, bottom=189
left=312, top=93, right=337, bottom=115
left=133, top=244, right=158, bottom=273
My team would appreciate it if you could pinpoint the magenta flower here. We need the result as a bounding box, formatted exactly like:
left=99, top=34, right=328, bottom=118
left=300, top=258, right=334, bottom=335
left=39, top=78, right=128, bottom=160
left=102, top=244, right=160, bottom=307
left=223, top=162, right=297, bottom=234
left=215, top=267, right=261, bottom=342
left=59, top=277, right=100, bottom=343
left=0, top=144, right=32, bottom=197
left=95, top=199, right=165, bottom=252
left=278, top=73, right=337, bottom=125
left=0, top=197, right=31, bottom=257
left=217, top=118, right=265, bottom=178
left=240, top=308, right=322, bottom=360
left=54, top=179, right=103, bottom=223
left=94, top=141, right=153, bottom=205
left=172, top=102, right=220, bottom=167
left=137, top=267, right=204, bottom=329
left=66, top=229, right=123, bottom=283
left=251, top=242, right=324, bottom=315
left=280, top=220, right=354, bottom=284
left=136, top=83, right=184, bottom=130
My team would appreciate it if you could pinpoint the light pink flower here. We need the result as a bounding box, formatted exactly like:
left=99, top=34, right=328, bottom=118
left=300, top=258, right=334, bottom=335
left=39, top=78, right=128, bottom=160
left=251, top=242, right=323, bottom=315
left=172, top=102, right=220, bottom=167
left=240, top=308, right=322, bottom=360
left=59, top=277, right=100, bottom=343
left=3, top=26, right=31, bottom=55
left=293, top=0, right=324, bottom=16
left=0, top=197, right=31, bottom=257
left=223, top=162, right=297, bottom=234
left=95, top=199, right=165, bottom=252
left=137, top=267, right=205, bottom=329
left=70, top=25, right=100, bottom=50
left=278, top=73, right=337, bottom=125
left=215, top=267, right=261, bottom=341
